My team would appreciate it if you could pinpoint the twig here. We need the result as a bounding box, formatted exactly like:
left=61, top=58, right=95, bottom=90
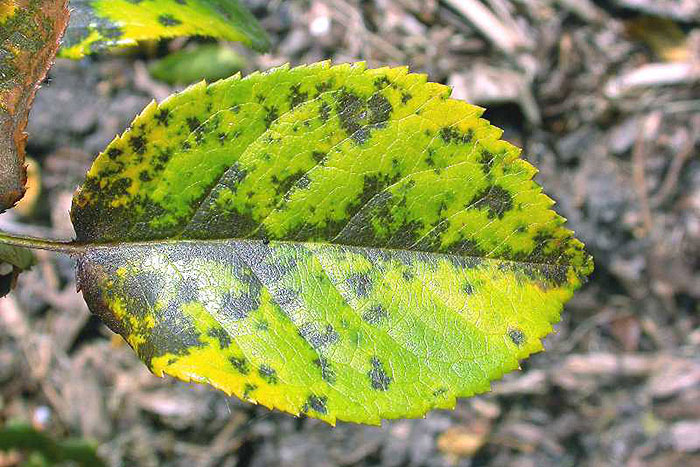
left=555, top=0, right=605, bottom=23
left=0, top=295, right=72, bottom=425
left=632, top=113, right=661, bottom=235
left=649, top=127, right=696, bottom=208
left=605, top=62, right=700, bottom=98
left=662, top=99, right=700, bottom=114
left=554, top=309, right=618, bottom=353
left=196, top=412, right=247, bottom=467
left=484, top=0, right=534, bottom=49
left=560, top=352, right=679, bottom=377
left=441, top=0, right=524, bottom=56
left=610, top=0, right=700, bottom=22
left=322, top=0, right=404, bottom=60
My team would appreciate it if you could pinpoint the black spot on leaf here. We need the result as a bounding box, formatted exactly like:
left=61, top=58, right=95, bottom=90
left=264, top=105, right=278, bottom=128
left=336, top=91, right=366, bottom=142
left=107, top=147, right=122, bottom=159
left=208, top=327, right=232, bottom=349
left=157, top=148, right=172, bottom=165
left=313, top=357, right=336, bottom=384
left=258, top=364, right=278, bottom=384
left=296, top=175, right=311, bottom=189
left=303, top=394, right=328, bottom=415
left=311, top=150, right=326, bottom=163
left=220, top=277, right=262, bottom=320
left=319, top=102, right=331, bottom=122
left=478, top=150, right=498, bottom=173
left=219, top=162, right=248, bottom=191
left=230, top=356, right=250, bottom=375
left=158, top=14, right=182, bottom=27
left=368, top=356, right=392, bottom=391
left=271, top=170, right=308, bottom=199
left=386, top=220, right=424, bottom=250
left=243, top=383, right=257, bottom=399
left=508, top=328, right=525, bottom=346
left=445, top=238, right=485, bottom=258
left=129, top=135, right=147, bottom=155
left=335, top=90, right=393, bottom=145
left=155, top=109, right=170, bottom=126
left=289, top=83, right=308, bottom=108
left=468, top=185, right=514, bottom=219
left=137, top=303, right=207, bottom=368
left=122, top=271, right=162, bottom=312
left=298, top=323, right=339, bottom=350
left=440, top=127, right=473, bottom=145
left=345, top=273, right=373, bottom=298
left=373, top=76, right=391, bottom=89
left=362, top=305, right=388, bottom=325
left=367, top=93, right=392, bottom=125
left=186, top=116, right=201, bottom=132
left=95, top=23, right=124, bottom=40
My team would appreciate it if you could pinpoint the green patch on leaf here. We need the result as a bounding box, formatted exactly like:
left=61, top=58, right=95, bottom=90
left=0, top=0, right=69, bottom=212
left=70, top=62, right=593, bottom=425
left=60, top=0, right=270, bottom=59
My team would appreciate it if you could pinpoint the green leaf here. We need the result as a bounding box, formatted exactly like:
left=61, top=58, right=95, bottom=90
left=0, top=421, right=105, bottom=467
left=60, top=0, right=270, bottom=59
left=70, top=62, right=593, bottom=425
left=0, top=243, right=35, bottom=298
left=149, top=43, right=247, bottom=86
left=0, top=0, right=69, bottom=212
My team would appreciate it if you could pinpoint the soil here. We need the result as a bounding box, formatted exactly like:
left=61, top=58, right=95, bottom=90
left=1, top=1, right=698, bottom=466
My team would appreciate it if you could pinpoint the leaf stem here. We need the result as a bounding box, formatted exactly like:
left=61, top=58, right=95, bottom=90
left=0, top=231, right=84, bottom=255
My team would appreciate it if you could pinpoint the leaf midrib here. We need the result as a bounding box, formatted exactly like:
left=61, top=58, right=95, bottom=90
left=74, top=237, right=578, bottom=272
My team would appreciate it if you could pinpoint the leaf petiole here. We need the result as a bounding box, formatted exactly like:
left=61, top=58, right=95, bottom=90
left=0, top=231, right=84, bottom=255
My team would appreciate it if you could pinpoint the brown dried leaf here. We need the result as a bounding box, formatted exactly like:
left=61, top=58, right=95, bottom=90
left=0, top=0, right=69, bottom=212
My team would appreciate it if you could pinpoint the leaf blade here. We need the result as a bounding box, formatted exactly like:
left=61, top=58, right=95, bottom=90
left=0, top=243, right=36, bottom=298
left=60, top=0, right=270, bottom=58
left=149, top=44, right=247, bottom=86
left=72, top=63, right=593, bottom=424
left=0, top=0, right=69, bottom=212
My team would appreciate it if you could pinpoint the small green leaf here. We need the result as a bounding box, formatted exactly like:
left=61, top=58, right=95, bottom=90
left=60, top=0, right=270, bottom=59
left=71, top=62, right=593, bottom=425
left=0, top=243, right=35, bottom=297
left=149, top=43, right=247, bottom=86
left=0, top=421, right=105, bottom=467
left=0, top=0, right=69, bottom=212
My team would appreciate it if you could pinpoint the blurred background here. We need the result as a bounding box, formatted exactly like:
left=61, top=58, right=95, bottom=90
left=1, top=0, right=699, bottom=465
